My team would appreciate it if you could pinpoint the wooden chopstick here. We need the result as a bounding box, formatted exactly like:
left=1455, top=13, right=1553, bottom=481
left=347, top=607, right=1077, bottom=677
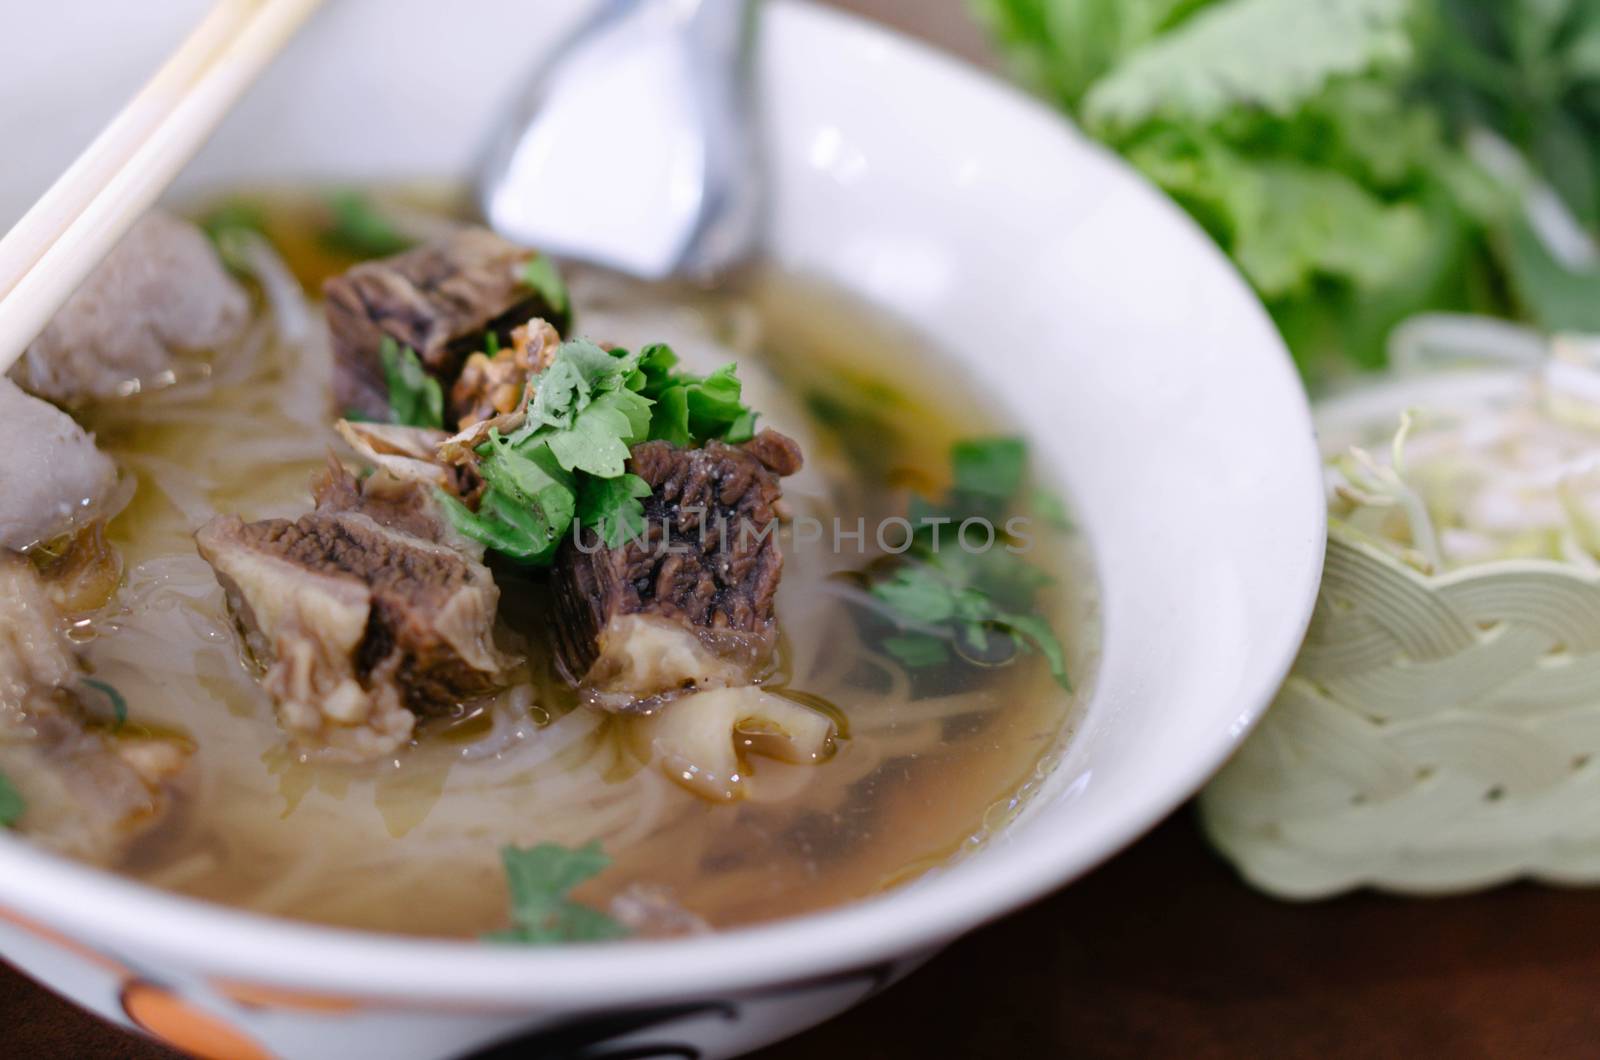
left=0, top=0, right=323, bottom=375
left=0, top=0, right=263, bottom=304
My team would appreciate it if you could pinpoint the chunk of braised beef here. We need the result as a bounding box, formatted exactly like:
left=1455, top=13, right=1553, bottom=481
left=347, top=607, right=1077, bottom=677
left=735, top=428, right=803, bottom=479
left=195, top=466, right=513, bottom=761
left=0, top=554, right=189, bottom=864
left=550, top=429, right=802, bottom=709
left=310, top=456, right=463, bottom=541
left=323, top=227, right=569, bottom=422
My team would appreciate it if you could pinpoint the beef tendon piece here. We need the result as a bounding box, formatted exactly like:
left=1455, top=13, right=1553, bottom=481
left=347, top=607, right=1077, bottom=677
left=14, top=212, right=248, bottom=407
left=0, top=555, right=189, bottom=865
left=324, top=227, right=568, bottom=422
left=195, top=468, right=515, bottom=761
left=552, top=429, right=804, bottom=711
left=310, top=456, right=467, bottom=541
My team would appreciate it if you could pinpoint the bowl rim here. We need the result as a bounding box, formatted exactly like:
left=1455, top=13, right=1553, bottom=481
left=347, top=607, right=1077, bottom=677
left=0, top=0, right=1326, bottom=1006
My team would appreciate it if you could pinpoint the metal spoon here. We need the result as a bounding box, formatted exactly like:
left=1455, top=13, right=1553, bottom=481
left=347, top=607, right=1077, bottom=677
left=477, top=0, right=762, bottom=282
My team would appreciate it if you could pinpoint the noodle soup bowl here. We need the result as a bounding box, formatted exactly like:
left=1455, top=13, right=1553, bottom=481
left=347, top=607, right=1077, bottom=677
left=0, top=1, right=1324, bottom=1056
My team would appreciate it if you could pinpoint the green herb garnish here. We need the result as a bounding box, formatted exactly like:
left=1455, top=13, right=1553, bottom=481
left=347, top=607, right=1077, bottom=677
left=952, top=437, right=1027, bottom=500
left=200, top=198, right=269, bottom=241
left=484, top=842, right=628, bottom=945
left=80, top=678, right=128, bottom=732
left=544, top=387, right=654, bottom=478
left=320, top=190, right=414, bottom=259
left=379, top=336, right=444, bottom=429
left=578, top=473, right=653, bottom=549
left=0, top=773, right=23, bottom=829
left=521, top=255, right=571, bottom=317
left=198, top=198, right=270, bottom=274
left=636, top=348, right=759, bottom=446
left=440, top=340, right=758, bottom=562
left=1032, top=488, right=1074, bottom=532
left=882, top=633, right=954, bottom=669
left=868, top=438, right=1072, bottom=690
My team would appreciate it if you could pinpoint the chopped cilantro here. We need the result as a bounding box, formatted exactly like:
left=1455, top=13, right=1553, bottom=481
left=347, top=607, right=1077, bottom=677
left=519, top=339, right=635, bottom=434
left=882, top=633, right=952, bottom=669
left=200, top=198, right=269, bottom=242
left=379, top=337, right=444, bottom=429
left=867, top=438, right=1072, bottom=690
left=80, top=678, right=128, bottom=732
left=436, top=490, right=557, bottom=562
left=952, top=437, right=1028, bottom=501
left=320, top=190, right=414, bottom=259
left=0, top=773, right=22, bottom=829
left=1033, top=488, right=1073, bottom=532
left=683, top=365, right=748, bottom=438
left=198, top=198, right=270, bottom=274
left=963, top=547, right=1055, bottom=612
left=648, top=385, right=693, bottom=448
left=521, top=255, right=570, bottom=317
left=638, top=353, right=760, bottom=446
left=994, top=611, right=1072, bottom=690
left=475, top=434, right=577, bottom=560
left=872, top=566, right=963, bottom=624
left=441, top=339, right=759, bottom=564
left=579, top=473, right=652, bottom=548
left=484, top=842, right=628, bottom=945
left=545, top=389, right=654, bottom=478
left=726, top=410, right=758, bottom=445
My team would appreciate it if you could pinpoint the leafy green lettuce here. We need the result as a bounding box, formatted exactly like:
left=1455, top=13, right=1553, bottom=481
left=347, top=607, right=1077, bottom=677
left=973, top=0, right=1600, bottom=382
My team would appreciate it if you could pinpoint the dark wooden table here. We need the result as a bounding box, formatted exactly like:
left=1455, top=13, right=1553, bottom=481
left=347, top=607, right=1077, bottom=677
left=11, top=814, right=1600, bottom=1058
left=9, top=3, right=1600, bottom=1057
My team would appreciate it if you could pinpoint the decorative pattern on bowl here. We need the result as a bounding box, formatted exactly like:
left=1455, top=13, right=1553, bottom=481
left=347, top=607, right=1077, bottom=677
left=0, top=901, right=914, bottom=1059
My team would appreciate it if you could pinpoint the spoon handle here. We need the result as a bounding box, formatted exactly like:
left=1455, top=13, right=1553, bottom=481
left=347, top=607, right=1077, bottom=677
left=679, top=0, right=758, bottom=46
left=476, top=0, right=767, bottom=279
left=678, top=0, right=764, bottom=276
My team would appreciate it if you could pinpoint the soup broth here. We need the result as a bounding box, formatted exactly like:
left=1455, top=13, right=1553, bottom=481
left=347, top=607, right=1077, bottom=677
left=47, top=190, right=1097, bottom=938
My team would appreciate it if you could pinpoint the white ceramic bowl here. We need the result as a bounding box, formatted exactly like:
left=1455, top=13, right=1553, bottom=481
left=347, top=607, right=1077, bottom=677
left=0, top=2, right=1325, bottom=1057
